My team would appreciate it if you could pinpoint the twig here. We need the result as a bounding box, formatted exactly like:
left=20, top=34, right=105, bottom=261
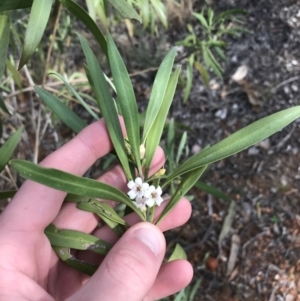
left=33, top=105, right=42, bottom=164
left=4, top=165, right=18, bottom=190
left=271, top=76, right=300, bottom=93
left=42, top=3, right=62, bottom=86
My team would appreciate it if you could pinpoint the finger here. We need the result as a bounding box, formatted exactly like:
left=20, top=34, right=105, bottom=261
left=2, top=119, right=121, bottom=230
left=68, top=223, right=166, bottom=301
left=147, top=260, right=193, bottom=300
left=77, top=198, right=191, bottom=264
left=52, top=147, right=165, bottom=231
left=94, top=197, right=191, bottom=243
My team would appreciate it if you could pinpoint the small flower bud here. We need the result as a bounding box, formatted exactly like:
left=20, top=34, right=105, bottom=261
left=140, top=144, right=146, bottom=160
left=154, top=168, right=166, bottom=177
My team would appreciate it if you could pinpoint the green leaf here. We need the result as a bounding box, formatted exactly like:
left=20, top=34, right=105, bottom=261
left=193, top=11, right=208, bottom=29
left=85, top=0, right=96, bottom=20
left=214, top=46, right=228, bottom=62
left=10, top=159, right=145, bottom=220
left=158, top=165, right=207, bottom=224
left=79, top=35, right=132, bottom=180
left=194, top=181, right=231, bottom=202
left=144, top=67, right=180, bottom=178
left=142, top=48, right=177, bottom=142
left=176, top=131, right=187, bottom=164
left=0, top=190, right=17, bottom=199
left=19, top=0, right=53, bottom=69
left=206, top=47, right=223, bottom=77
left=0, top=0, right=33, bottom=11
left=194, top=61, right=209, bottom=87
left=49, top=72, right=99, bottom=120
left=214, top=9, right=246, bottom=25
left=0, top=96, right=10, bottom=115
left=150, top=0, right=168, bottom=28
left=164, top=106, right=300, bottom=185
left=0, top=126, right=22, bottom=172
left=168, top=243, right=187, bottom=262
left=0, top=12, right=10, bottom=80
left=77, top=198, right=129, bottom=237
left=167, top=118, right=175, bottom=167
left=107, top=35, right=142, bottom=175
left=6, top=59, right=22, bottom=89
left=53, top=246, right=97, bottom=276
left=189, top=279, right=202, bottom=301
left=45, top=224, right=111, bottom=254
left=107, top=0, right=141, bottom=23
left=207, top=7, right=214, bottom=27
left=141, top=0, right=150, bottom=28
left=35, top=86, right=87, bottom=133
left=183, top=58, right=193, bottom=103
left=57, top=0, right=107, bottom=57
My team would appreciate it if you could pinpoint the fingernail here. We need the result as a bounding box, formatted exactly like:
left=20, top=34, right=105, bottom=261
left=134, top=226, right=161, bottom=256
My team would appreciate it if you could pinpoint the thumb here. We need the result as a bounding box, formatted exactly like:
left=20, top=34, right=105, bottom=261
left=70, top=222, right=166, bottom=301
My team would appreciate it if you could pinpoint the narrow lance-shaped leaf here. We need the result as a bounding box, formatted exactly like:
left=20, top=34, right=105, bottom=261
left=157, top=165, right=207, bottom=224
left=49, top=72, right=99, bottom=120
left=10, top=159, right=145, bottom=220
left=176, top=131, right=187, bottom=164
left=194, top=61, right=209, bottom=88
left=164, top=106, right=300, bottom=186
left=77, top=199, right=129, bottom=237
left=53, top=246, right=97, bottom=276
left=0, top=0, right=33, bottom=11
left=58, top=0, right=107, bottom=57
left=150, top=0, right=168, bottom=28
left=0, top=12, right=10, bottom=80
left=6, top=59, right=22, bottom=89
left=168, top=243, right=187, bottom=262
left=142, top=48, right=177, bottom=142
left=141, top=0, right=150, bottom=28
left=19, top=0, right=53, bottom=69
left=45, top=224, right=111, bottom=254
left=35, top=86, right=87, bottom=134
left=183, top=56, right=193, bottom=103
left=107, top=35, right=142, bottom=176
left=107, top=0, right=141, bottom=23
left=79, top=35, right=132, bottom=180
left=0, top=96, right=10, bottom=115
left=195, top=181, right=231, bottom=202
left=0, top=126, right=23, bottom=172
left=144, top=67, right=180, bottom=178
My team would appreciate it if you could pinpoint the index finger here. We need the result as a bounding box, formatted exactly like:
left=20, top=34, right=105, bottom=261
left=2, top=119, right=120, bottom=230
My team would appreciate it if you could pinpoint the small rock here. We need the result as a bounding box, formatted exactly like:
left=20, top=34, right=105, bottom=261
left=215, top=108, right=227, bottom=119
left=291, top=84, right=298, bottom=92
left=232, top=103, right=239, bottom=110
left=191, top=144, right=201, bottom=154
left=231, top=65, right=248, bottom=82
left=248, top=147, right=259, bottom=155
left=257, top=138, right=270, bottom=150
left=284, top=86, right=290, bottom=94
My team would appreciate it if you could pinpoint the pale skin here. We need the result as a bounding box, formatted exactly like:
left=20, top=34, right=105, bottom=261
left=0, top=119, right=193, bottom=301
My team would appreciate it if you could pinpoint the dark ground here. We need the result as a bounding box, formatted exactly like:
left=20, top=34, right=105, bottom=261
left=1, top=0, right=300, bottom=300
left=169, top=1, right=300, bottom=300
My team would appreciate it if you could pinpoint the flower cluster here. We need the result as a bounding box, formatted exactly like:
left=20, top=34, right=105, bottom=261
left=127, top=177, right=164, bottom=212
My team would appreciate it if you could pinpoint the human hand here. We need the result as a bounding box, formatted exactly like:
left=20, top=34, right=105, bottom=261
left=0, top=119, right=193, bottom=301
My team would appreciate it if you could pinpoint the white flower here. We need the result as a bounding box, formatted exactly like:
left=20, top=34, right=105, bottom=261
left=127, top=177, right=149, bottom=199
left=144, top=185, right=164, bottom=206
left=133, top=196, right=147, bottom=212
